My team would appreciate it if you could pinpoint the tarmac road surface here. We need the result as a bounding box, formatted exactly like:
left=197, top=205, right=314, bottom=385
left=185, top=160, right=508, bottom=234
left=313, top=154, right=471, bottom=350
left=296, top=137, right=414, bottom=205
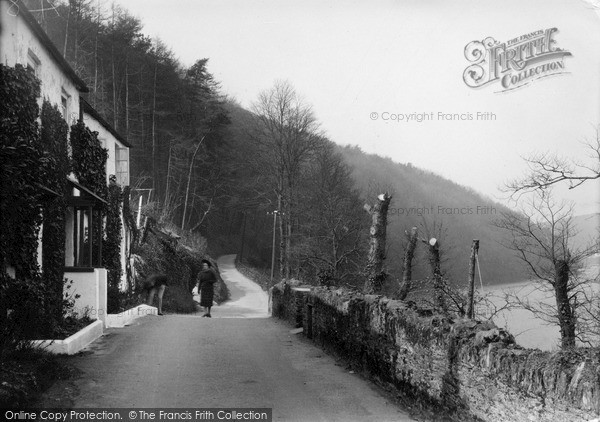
left=38, top=255, right=415, bottom=422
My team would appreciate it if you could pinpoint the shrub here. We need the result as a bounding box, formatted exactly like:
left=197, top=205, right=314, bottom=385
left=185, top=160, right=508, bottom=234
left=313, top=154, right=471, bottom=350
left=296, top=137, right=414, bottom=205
left=132, top=221, right=231, bottom=311
left=0, top=272, right=95, bottom=358
left=0, top=273, right=48, bottom=357
left=160, top=285, right=197, bottom=313
left=0, top=347, right=65, bottom=407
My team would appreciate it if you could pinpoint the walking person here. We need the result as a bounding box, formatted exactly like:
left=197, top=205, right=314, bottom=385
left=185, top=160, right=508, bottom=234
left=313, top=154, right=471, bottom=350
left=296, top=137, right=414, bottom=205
left=143, top=273, right=168, bottom=315
left=197, top=259, right=218, bottom=317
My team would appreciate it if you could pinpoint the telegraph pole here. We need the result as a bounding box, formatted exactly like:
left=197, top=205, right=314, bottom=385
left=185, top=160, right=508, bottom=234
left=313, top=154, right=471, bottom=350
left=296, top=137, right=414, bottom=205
left=267, top=210, right=279, bottom=283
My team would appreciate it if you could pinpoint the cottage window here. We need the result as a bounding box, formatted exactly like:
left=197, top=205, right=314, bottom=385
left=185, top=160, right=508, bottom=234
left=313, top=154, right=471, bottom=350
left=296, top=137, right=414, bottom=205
left=61, top=96, right=68, bottom=118
left=61, top=89, right=70, bottom=120
left=115, top=145, right=129, bottom=186
left=27, top=49, right=40, bottom=75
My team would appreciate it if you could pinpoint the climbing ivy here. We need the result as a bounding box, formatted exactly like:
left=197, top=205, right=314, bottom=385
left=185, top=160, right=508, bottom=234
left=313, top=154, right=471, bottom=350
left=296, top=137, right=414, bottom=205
left=104, top=176, right=123, bottom=313
left=40, top=100, right=70, bottom=321
left=69, top=121, right=108, bottom=201
left=0, top=64, right=44, bottom=279
left=0, top=65, right=60, bottom=349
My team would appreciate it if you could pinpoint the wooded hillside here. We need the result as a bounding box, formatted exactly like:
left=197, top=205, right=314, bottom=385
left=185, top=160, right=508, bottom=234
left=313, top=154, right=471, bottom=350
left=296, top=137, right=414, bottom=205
left=337, top=145, right=526, bottom=289
left=25, top=0, right=529, bottom=290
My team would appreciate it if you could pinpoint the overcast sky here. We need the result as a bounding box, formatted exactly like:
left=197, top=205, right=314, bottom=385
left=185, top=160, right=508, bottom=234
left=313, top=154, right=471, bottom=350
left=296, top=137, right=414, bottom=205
left=122, top=0, right=600, bottom=215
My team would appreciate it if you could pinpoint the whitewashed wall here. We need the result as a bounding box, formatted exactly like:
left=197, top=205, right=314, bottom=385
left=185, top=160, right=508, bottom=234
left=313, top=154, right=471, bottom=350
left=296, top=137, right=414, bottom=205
left=81, top=113, right=130, bottom=185
left=82, top=112, right=130, bottom=290
left=0, top=2, right=80, bottom=124
left=64, top=268, right=107, bottom=324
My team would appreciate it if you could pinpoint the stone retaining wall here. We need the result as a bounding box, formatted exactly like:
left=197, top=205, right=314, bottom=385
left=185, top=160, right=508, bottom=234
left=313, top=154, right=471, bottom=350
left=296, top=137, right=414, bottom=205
left=271, top=282, right=600, bottom=421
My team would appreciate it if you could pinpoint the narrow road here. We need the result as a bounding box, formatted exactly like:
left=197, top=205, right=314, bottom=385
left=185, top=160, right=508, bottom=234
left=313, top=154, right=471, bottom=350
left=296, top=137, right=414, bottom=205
left=39, top=255, right=415, bottom=421
left=211, top=254, right=269, bottom=318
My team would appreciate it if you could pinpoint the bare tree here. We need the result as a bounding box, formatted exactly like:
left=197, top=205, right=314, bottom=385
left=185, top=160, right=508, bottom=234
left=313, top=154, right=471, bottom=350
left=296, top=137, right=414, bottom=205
left=505, top=126, right=600, bottom=195
left=251, top=81, right=321, bottom=279
left=494, top=190, right=597, bottom=348
left=295, top=141, right=367, bottom=286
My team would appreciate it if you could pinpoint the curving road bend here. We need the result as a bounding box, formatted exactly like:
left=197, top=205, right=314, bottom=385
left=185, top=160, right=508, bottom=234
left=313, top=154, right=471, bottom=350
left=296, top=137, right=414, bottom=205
left=212, top=254, right=269, bottom=318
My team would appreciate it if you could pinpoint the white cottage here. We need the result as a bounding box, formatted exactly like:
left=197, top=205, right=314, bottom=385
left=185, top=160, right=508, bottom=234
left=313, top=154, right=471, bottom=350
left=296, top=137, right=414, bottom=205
left=0, top=0, right=85, bottom=123
left=0, top=0, right=129, bottom=324
left=81, top=98, right=132, bottom=290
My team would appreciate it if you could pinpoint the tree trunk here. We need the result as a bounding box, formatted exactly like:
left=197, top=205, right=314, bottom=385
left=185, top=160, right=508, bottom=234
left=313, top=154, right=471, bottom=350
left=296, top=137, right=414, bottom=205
left=125, top=57, right=129, bottom=141
left=111, top=4, right=117, bottom=129
left=270, top=210, right=277, bottom=283
left=277, top=172, right=286, bottom=280
left=285, top=201, right=292, bottom=279
left=363, top=193, right=391, bottom=294
left=73, top=1, right=79, bottom=68
left=466, top=240, right=480, bottom=319
left=398, top=227, right=418, bottom=300
left=284, top=177, right=294, bottom=279
left=151, top=63, right=157, bottom=193
left=426, top=238, right=446, bottom=311
left=331, top=230, right=338, bottom=280
left=181, top=137, right=204, bottom=231
left=63, top=2, right=70, bottom=57
left=164, top=140, right=173, bottom=210
left=93, top=0, right=99, bottom=106
left=555, top=259, right=576, bottom=348
left=139, top=64, right=144, bottom=150
left=278, top=192, right=286, bottom=279
left=186, top=184, right=197, bottom=229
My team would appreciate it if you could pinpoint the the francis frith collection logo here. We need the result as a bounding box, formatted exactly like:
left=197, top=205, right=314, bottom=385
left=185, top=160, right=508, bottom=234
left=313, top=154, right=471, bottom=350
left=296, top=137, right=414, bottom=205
left=463, top=28, right=572, bottom=92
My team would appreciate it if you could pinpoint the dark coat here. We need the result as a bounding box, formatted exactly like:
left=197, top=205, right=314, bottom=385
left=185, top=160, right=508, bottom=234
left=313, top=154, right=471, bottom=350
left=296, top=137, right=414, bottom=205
left=198, top=268, right=218, bottom=307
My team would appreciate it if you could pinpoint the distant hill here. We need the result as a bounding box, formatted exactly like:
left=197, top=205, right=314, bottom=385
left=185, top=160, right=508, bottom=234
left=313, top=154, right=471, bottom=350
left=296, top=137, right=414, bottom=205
left=197, top=102, right=592, bottom=291
left=570, top=213, right=600, bottom=275
left=570, top=213, right=600, bottom=252
left=335, top=145, right=527, bottom=289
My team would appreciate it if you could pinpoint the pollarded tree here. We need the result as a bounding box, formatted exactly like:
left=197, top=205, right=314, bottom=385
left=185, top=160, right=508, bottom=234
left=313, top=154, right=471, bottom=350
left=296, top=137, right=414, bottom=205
left=363, top=193, right=392, bottom=294
left=495, top=189, right=596, bottom=349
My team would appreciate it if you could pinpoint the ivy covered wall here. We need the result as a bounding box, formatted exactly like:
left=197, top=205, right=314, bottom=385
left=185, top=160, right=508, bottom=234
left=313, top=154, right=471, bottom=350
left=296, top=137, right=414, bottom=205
left=104, top=176, right=123, bottom=312
left=1, top=62, right=131, bottom=339
left=70, top=121, right=108, bottom=200
left=0, top=64, right=44, bottom=279
left=40, top=100, right=70, bottom=321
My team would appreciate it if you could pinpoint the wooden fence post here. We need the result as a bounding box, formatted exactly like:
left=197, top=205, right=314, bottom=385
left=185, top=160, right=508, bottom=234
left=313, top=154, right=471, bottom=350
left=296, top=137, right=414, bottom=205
left=466, top=239, right=480, bottom=319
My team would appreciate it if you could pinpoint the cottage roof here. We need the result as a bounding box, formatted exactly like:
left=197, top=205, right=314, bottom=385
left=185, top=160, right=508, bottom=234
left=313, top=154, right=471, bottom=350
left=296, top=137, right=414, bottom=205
left=80, top=98, right=132, bottom=148
left=13, top=0, right=89, bottom=93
